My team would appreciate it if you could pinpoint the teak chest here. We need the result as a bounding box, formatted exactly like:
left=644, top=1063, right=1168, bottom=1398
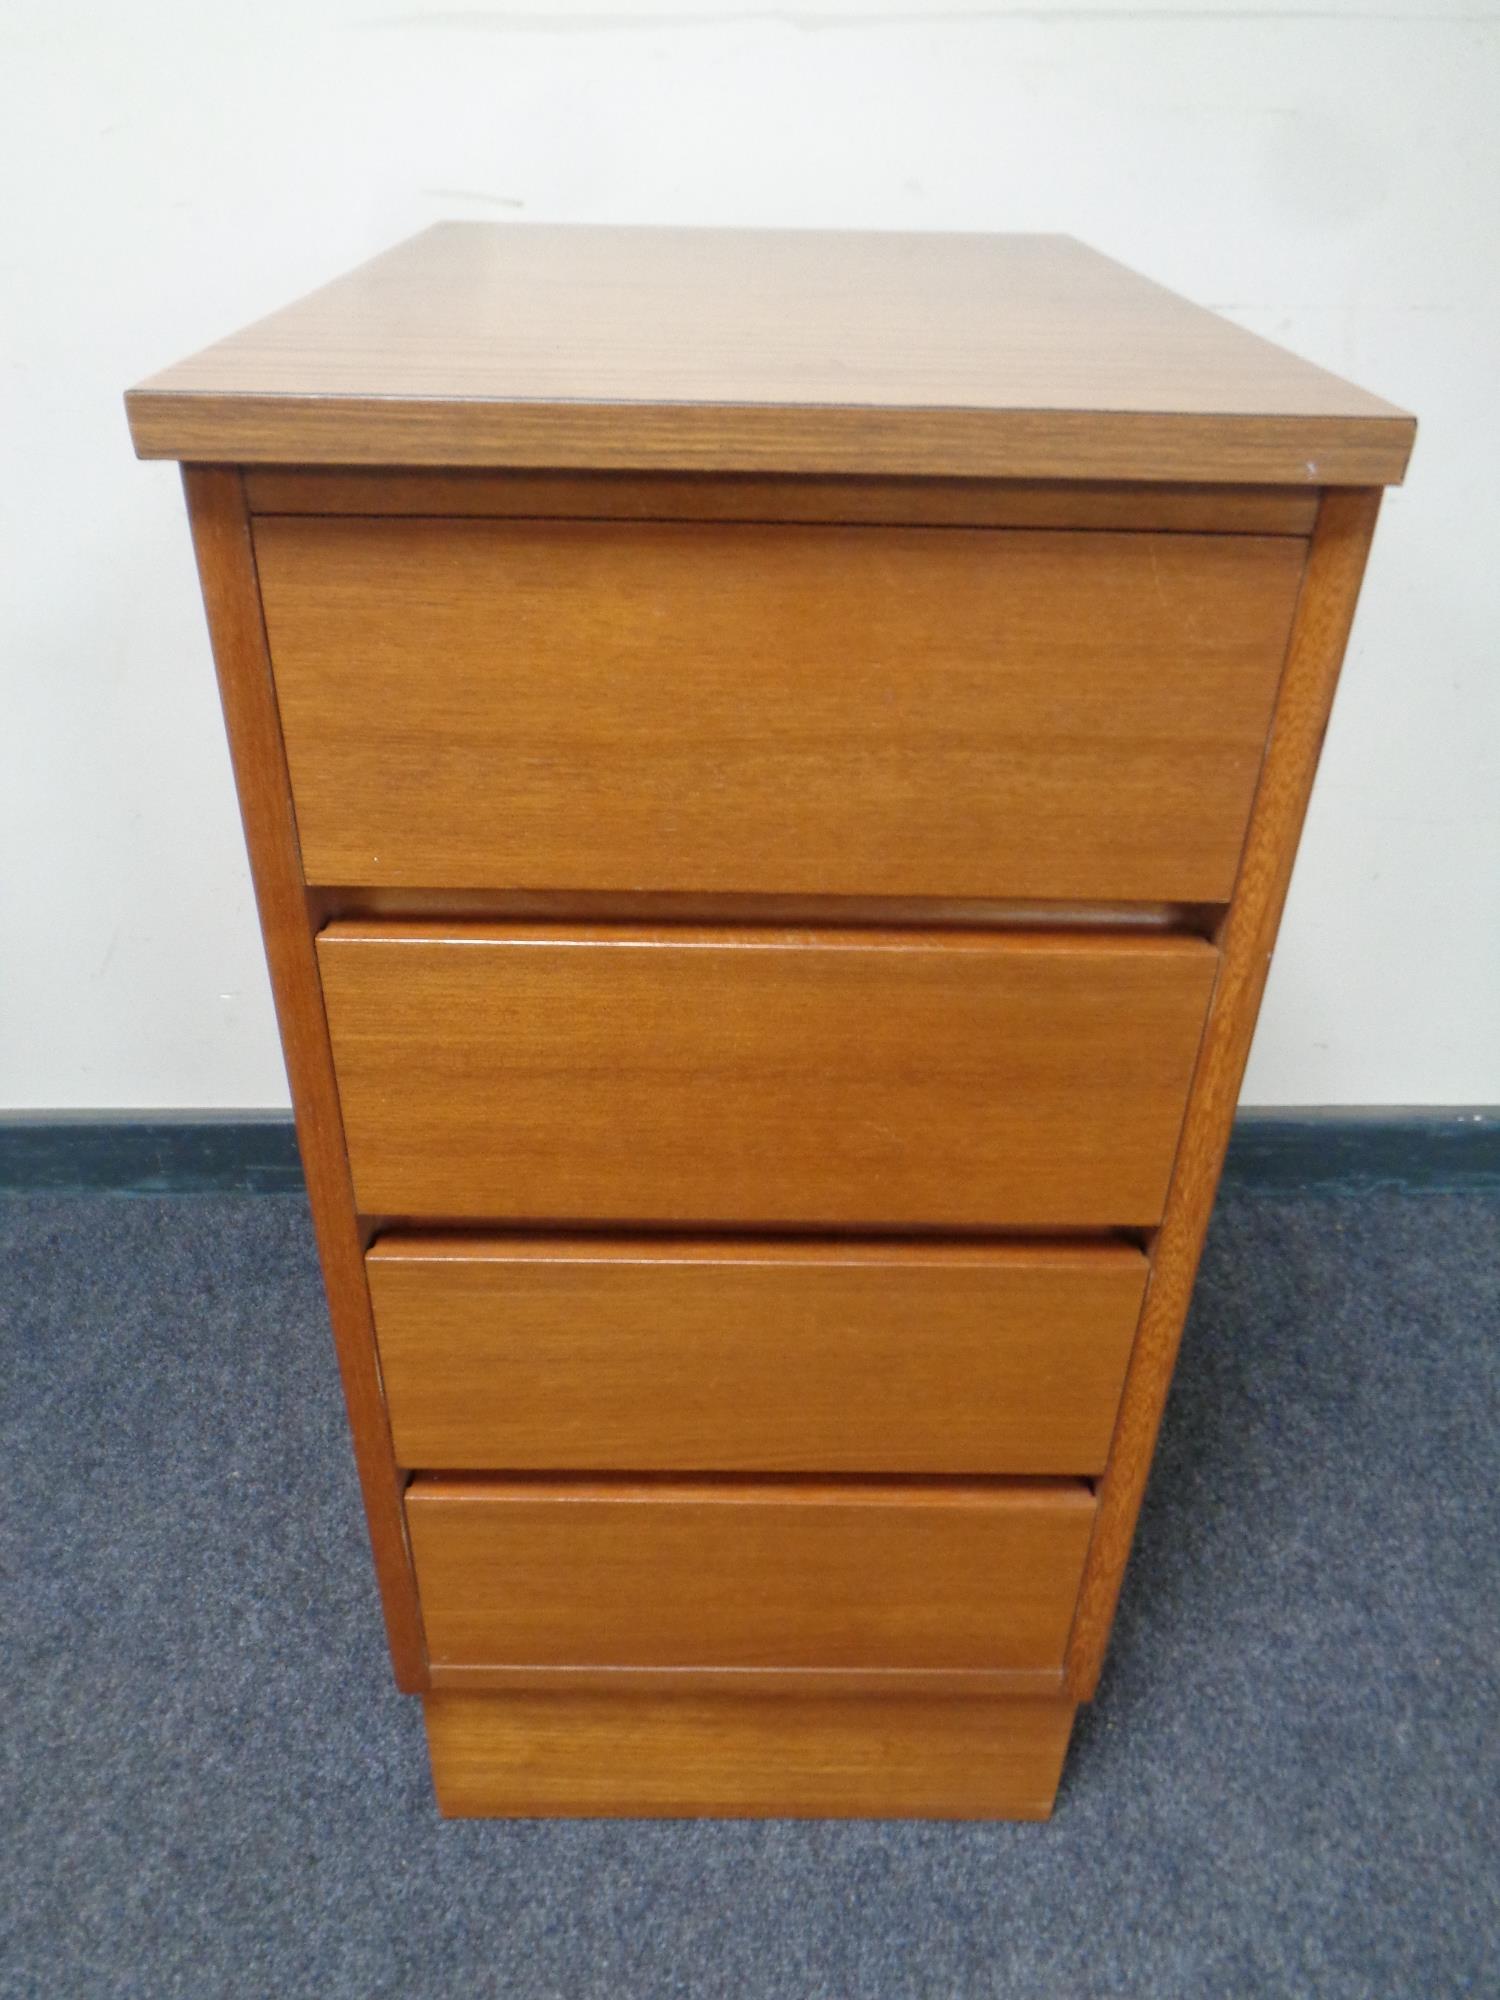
left=128, top=224, right=1414, bottom=1819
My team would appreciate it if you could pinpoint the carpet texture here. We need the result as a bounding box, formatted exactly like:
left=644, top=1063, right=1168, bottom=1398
left=2, top=1190, right=1496, bottom=1998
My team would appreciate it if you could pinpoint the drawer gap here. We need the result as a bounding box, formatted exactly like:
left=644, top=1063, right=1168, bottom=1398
left=407, top=1469, right=1092, bottom=1497
left=310, top=886, right=1224, bottom=940
left=363, top=1217, right=1149, bottom=1251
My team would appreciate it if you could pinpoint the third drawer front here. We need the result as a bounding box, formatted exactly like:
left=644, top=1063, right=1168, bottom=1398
left=318, top=923, right=1218, bottom=1228
left=368, top=1236, right=1146, bottom=1475
left=406, top=1476, right=1096, bottom=1672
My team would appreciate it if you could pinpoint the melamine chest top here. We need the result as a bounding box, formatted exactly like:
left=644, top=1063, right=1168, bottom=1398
left=128, top=222, right=1413, bottom=484
left=128, top=225, right=1412, bottom=1820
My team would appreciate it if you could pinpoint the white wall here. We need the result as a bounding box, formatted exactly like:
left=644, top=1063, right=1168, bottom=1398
left=3, top=0, right=1496, bottom=1109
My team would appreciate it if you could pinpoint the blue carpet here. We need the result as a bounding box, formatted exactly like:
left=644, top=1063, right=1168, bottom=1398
left=2, top=1190, right=1496, bottom=1998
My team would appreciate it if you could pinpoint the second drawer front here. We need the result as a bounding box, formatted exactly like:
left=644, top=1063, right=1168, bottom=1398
left=369, top=1236, right=1145, bottom=1475
left=319, top=923, right=1217, bottom=1228
left=406, top=1478, right=1096, bottom=1672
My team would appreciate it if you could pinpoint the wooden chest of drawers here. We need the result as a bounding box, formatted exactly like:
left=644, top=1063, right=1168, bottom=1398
left=127, top=224, right=1413, bottom=1819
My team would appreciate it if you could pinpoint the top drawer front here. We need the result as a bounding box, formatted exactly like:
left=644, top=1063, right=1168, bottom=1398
left=256, top=518, right=1304, bottom=902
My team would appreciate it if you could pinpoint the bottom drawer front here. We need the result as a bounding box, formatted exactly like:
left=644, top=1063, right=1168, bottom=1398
left=407, top=1477, right=1095, bottom=1672
left=424, top=1689, right=1077, bottom=1819
left=370, top=1235, right=1145, bottom=1474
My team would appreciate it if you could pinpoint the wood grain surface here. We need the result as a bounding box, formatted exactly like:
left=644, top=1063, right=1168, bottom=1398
left=406, top=1475, right=1095, bottom=1672
left=180, top=470, right=426, bottom=1690
left=258, top=517, right=1305, bottom=902
left=423, top=1688, right=1077, bottom=1818
left=1065, top=488, right=1385, bottom=1696
left=317, top=923, right=1219, bottom=1229
left=367, top=1233, right=1145, bottom=1474
left=127, top=225, right=1414, bottom=482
